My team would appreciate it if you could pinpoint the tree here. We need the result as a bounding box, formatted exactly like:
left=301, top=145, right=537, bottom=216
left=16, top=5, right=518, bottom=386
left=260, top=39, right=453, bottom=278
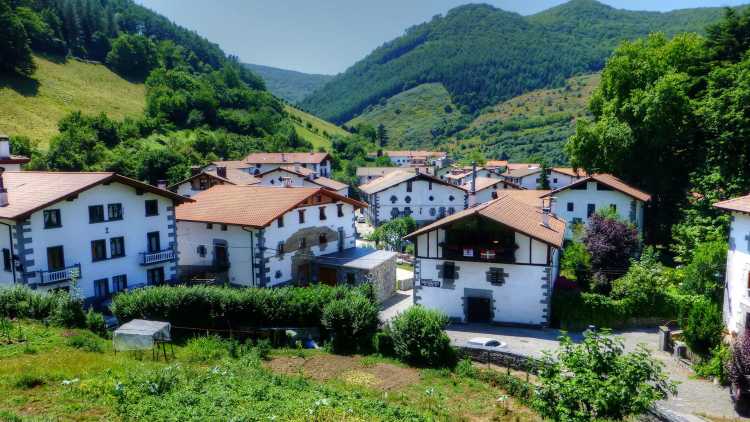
left=681, top=241, right=727, bottom=303
left=106, top=34, right=160, bottom=80
left=583, top=213, right=640, bottom=292
left=0, top=0, right=35, bottom=76
left=681, top=298, right=723, bottom=358
left=535, top=330, right=675, bottom=421
left=368, top=217, right=416, bottom=251
left=376, top=123, right=388, bottom=147
left=538, top=160, right=551, bottom=189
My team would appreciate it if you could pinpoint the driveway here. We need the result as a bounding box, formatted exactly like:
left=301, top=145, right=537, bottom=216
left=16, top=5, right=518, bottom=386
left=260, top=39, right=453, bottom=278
left=379, top=290, right=413, bottom=323
left=447, top=324, right=743, bottom=420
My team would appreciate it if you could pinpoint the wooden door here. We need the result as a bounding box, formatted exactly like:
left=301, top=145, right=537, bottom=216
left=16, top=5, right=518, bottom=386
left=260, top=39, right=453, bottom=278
left=318, top=267, right=338, bottom=286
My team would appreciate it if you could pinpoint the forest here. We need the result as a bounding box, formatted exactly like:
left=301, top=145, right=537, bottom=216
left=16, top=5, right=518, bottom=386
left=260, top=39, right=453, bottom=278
left=300, top=0, right=733, bottom=124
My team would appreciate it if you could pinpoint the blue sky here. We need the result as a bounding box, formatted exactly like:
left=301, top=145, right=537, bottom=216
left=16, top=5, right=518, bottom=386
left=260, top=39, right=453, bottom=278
left=136, top=0, right=748, bottom=75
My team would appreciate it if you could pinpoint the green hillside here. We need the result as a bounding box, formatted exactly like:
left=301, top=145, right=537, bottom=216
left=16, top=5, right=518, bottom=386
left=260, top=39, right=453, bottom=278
left=300, top=0, right=734, bottom=123
left=286, top=104, right=348, bottom=149
left=244, top=63, right=333, bottom=104
left=0, top=55, right=145, bottom=146
left=346, top=83, right=462, bottom=149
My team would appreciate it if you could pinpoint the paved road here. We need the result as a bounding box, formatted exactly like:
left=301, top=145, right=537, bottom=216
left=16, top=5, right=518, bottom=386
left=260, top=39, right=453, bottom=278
left=446, top=324, right=743, bottom=420
left=379, top=290, right=413, bottom=323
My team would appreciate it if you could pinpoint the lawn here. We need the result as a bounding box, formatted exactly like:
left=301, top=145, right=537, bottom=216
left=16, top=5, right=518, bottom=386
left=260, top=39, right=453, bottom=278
left=0, top=55, right=146, bottom=148
left=286, top=104, right=347, bottom=150
left=0, top=320, right=539, bottom=421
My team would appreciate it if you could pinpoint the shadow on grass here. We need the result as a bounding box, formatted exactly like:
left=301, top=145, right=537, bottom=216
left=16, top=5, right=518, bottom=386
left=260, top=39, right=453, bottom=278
left=0, top=72, right=40, bottom=97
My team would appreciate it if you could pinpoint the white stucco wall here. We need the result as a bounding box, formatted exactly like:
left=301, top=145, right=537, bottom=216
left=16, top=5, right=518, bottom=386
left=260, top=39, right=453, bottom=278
left=365, top=179, right=467, bottom=226
left=550, top=182, right=645, bottom=239
left=548, top=171, right=583, bottom=190
left=724, top=212, right=750, bottom=334
left=243, top=160, right=331, bottom=177
left=17, top=182, right=176, bottom=299
left=258, top=170, right=349, bottom=197
left=0, top=220, right=16, bottom=286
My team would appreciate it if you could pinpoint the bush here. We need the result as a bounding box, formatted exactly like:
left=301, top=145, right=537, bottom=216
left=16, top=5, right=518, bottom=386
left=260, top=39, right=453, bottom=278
left=694, top=344, right=729, bottom=384
left=85, top=307, right=107, bottom=337
left=13, top=373, right=46, bottom=389
left=583, top=213, right=640, bottom=291
left=389, top=306, right=454, bottom=367
left=322, top=295, right=378, bottom=354
left=534, top=330, right=675, bottom=421
left=0, top=286, right=56, bottom=320
left=66, top=331, right=103, bottom=353
left=373, top=331, right=395, bottom=357
left=183, top=336, right=229, bottom=363
left=681, top=298, right=724, bottom=358
left=681, top=241, right=727, bottom=303
left=49, top=291, right=85, bottom=328
left=560, top=241, right=592, bottom=290
left=111, top=285, right=359, bottom=335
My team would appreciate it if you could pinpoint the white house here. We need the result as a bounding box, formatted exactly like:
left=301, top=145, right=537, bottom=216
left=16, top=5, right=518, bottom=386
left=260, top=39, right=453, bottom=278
left=381, top=150, right=448, bottom=168
left=0, top=171, right=190, bottom=306
left=356, top=167, right=432, bottom=186
left=462, top=177, right=523, bottom=205
left=549, top=167, right=588, bottom=189
left=503, top=167, right=544, bottom=189
left=404, top=193, right=565, bottom=326
left=257, top=166, right=349, bottom=197
left=169, top=163, right=259, bottom=198
left=243, top=152, right=332, bottom=177
left=444, top=167, right=497, bottom=186
left=715, top=195, right=750, bottom=335
left=0, top=134, right=30, bottom=172
left=359, top=170, right=467, bottom=226
left=175, top=186, right=366, bottom=287
left=542, top=174, right=651, bottom=239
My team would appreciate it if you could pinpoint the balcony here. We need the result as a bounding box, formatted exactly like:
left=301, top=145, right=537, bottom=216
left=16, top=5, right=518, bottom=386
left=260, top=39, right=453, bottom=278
left=140, top=248, right=176, bottom=265
left=35, top=264, right=82, bottom=286
left=442, top=244, right=517, bottom=264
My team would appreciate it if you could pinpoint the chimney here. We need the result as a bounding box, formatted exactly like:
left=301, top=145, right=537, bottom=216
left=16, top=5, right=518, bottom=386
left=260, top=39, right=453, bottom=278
left=190, top=166, right=201, bottom=176
left=0, top=167, right=8, bottom=207
left=0, top=135, right=10, bottom=159
left=541, top=197, right=554, bottom=228
left=156, top=180, right=167, bottom=190
left=470, top=162, right=477, bottom=195
left=216, top=166, right=227, bottom=179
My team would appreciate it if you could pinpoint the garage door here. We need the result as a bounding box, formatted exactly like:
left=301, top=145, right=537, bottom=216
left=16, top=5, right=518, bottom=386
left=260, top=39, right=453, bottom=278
left=318, top=267, right=338, bottom=286
left=467, top=297, right=492, bottom=322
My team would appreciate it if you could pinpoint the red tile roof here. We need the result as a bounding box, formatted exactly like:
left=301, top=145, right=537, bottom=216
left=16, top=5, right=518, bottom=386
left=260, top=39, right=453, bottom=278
left=383, top=150, right=446, bottom=158
left=244, top=152, right=331, bottom=165
left=0, top=155, right=30, bottom=165
left=359, top=169, right=463, bottom=195
left=0, top=172, right=190, bottom=220
left=259, top=166, right=348, bottom=192
left=175, top=186, right=366, bottom=227
left=405, top=192, right=565, bottom=247
left=485, top=160, right=508, bottom=168
left=715, top=194, right=750, bottom=214
left=506, top=163, right=540, bottom=171
left=542, top=173, right=651, bottom=202
left=462, top=177, right=522, bottom=192
left=552, top=167, right=588, bottom=178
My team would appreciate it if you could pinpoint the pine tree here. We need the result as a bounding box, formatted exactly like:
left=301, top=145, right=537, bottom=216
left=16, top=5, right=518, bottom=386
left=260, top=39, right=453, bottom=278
left=376, top=123, right=388, bottom=148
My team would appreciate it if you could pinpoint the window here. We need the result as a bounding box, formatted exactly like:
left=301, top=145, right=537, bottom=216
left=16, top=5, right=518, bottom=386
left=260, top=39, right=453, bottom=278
left=572, top=217, right=583, bottom=225
left=488, top=268, right=507, bottom=285
left=277, top=241, right=284, bottom=255
left=428, top=181, right=433, bottom=190
left=46, top=246, right=65, bottom=271
left=337, top=204, right=344, bottom=217
left=747, top=272, right=750, bottom=290
left=429, top=195, right=434, bottom=201
left=206, top=223, right=213, bottom=229
left=197, top=245, right=207, bottom=258
left=2, top=249, right=10, bottom=272
left=443, top=262, right=456, bottom=279
left=407, top=181, right=413, bottom=192
left=430, top=208, right=436, bottom=216
left=553, top=178, right=558, bottom=184
left=298, top=209, right=306, bottom=223
left=390, top=195, right=397, bottom=203
left=319, top=233, right=328, bottom=245
left=491, top=191, right=498, bottom=199
left=587, top=204, right=596, bottom=217
left=147, top=232, right=160, bottom=253
left=277, top=216, right=284, bottom=228
left=91, top=239, right=107, bottom=262
left=319, top=206, right=327, bottom=221
left=94, top=279, right=109, bottom=298
left=567, top=202, right=574, bottom=212
left=610, top=204, right=617, bottom=212
left=88, top=205, right=105, bottom=223
left=113, top=275, right=127, bottom=293
left=147, top=267, right=165, bottom=285
left=447, top=207, right=455, bottom=215
left=221, top=224, right=227, bottom=231
left=405, top=196, right=411, bottom=204
left=449, top=195, right=455, bottom=201
left=145, top=199, right=159, bottom=216
left=43, top=209, right=61, bottom=229
left=110, top=237, right=125, bottom=258
left=108, top=203, right=123, bottom=221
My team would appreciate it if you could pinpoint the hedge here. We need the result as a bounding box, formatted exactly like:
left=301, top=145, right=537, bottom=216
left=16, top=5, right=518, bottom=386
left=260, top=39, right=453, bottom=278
left=110, top=284, right=368, bottom=331
left=551, top=288, right=698, bottom=330
left=0, top=286, right=85, bottom=327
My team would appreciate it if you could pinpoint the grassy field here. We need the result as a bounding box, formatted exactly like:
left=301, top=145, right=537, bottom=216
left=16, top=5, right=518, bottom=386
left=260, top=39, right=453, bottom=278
left=286, top=104, right=348, bottom=150
left=0, top=55, right=146, bottom=147
left=347, top=83, right=462, bottom=149
left=0, top=320, right=538, bottom=421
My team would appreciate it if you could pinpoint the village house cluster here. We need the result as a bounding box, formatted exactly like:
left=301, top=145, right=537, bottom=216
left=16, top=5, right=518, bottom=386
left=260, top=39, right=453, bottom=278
left=6, top=138, right=748, bottom=332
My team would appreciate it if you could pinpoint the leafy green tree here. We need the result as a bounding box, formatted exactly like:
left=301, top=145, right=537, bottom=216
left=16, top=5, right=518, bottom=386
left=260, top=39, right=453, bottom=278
left=106, top=33, right=159, bottom=80
left=0, top=0, right=35, bottom=76
left=388, top=306, right=454, bottom=367
left=681, top=298, right=723, bottom=358
left=46, top=125, right=109, bottom=171
left=535, top=330, right=676, bottom=421
left=681, top=241, right=727, bottom=303
left=369, top=217, right=417, bottom=251
left=376, top=123, right=388, bottom=147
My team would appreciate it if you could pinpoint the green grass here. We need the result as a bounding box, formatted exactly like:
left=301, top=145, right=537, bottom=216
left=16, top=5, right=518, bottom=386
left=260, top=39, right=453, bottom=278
left=286, top=104, right=347, bottom=150
left=0, top=321, right=539, bottom=421
left=347, top=83, right=462, bottom=149
left=0, top=55, right=146, bottom=148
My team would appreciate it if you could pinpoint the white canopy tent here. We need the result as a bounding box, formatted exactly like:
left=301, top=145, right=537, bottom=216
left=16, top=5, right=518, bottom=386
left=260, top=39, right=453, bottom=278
left=113, top=319, right=171, bottom=352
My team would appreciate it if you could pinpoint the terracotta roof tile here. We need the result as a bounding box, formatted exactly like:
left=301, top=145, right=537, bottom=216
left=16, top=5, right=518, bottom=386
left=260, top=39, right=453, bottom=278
left=715, top=194, right=750, bottom=214
left=175, top=185, right=366, bottom=227
left=383, top=150, right=446, bottom=158
left=356, top=167, right=425, bottom=177
left=506, top=163, right=540, bottom=171
left=405, top=192, right=565, bottom=247
left=485, top=160, right=508, bottom=168
left=359, top=170, right=463, bottom=195
left=261, top=166, right=348, bottom=191
left=462, top=177, right=522, bottom=192
left=552, top=167, right=588, bottom=178
left=243, top=152, right=330, bottom=165
left=505, top=167, right=542, bottom=178
left=504, top=189, right=550, bottom=207
left=542, top=173, right=651, bottom=202
left=0, top=171, right=190, bottom=220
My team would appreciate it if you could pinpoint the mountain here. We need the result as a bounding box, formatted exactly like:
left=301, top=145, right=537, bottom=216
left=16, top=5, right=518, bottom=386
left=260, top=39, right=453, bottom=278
left=244, top=63, right=333, bottom=104
left=301, top=0, right=735, bottom=124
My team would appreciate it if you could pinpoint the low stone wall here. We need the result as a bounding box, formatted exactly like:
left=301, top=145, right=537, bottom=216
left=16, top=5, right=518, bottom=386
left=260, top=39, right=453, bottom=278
left=457, top=346, right=542, bottom=374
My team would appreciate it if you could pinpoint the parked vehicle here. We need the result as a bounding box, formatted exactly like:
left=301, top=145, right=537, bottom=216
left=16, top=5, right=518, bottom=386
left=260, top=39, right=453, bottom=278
left=465, top=337, right=507, bottom=350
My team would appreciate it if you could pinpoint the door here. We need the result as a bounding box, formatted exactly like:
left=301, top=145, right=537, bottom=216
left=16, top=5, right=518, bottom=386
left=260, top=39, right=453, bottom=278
left=467, top=297, right=492, bottom=322
left=213, top=244, right=228, bottom=269
left=147, top=232, right=160, bottom=253
left=319, top=267, right=338, bottom=286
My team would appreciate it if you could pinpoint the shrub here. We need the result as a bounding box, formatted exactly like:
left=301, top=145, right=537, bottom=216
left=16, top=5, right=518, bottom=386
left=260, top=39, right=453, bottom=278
left=455, top=358, right=477, bottom=378
left=66, top=331, right=103, bottom=353
left=681, top=241, right=727, bottom=303
left=534, top=330, right=675, bottom=421
left=322, top=295, right=378, bottom=354
left=0, top=286, right=56, bottom=320
left=583, top=213, right=640, bottom=291
left=13, top=373, right=46, bottom=389
left=183, top=336, right=229, bottom=363
left=110, top=285, right=358, bottom=335
left=254, top=338, right=272, bottom=361
left=49, top=291, right=85, bottom=328
left=560, top=241, right=592, bottom=290
left=85, top=307, right=107, bottom=337
left=389, top=306, right=454, bottom=367
left=373, top=331, right=395, bottom=357
left=681, top=297, right=723, bottom=358
left=694, top=344, right=729, bottom=384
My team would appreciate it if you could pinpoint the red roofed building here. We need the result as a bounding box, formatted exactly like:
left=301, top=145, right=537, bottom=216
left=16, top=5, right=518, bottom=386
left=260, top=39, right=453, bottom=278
left=714, top=194, right=750, bottom=334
